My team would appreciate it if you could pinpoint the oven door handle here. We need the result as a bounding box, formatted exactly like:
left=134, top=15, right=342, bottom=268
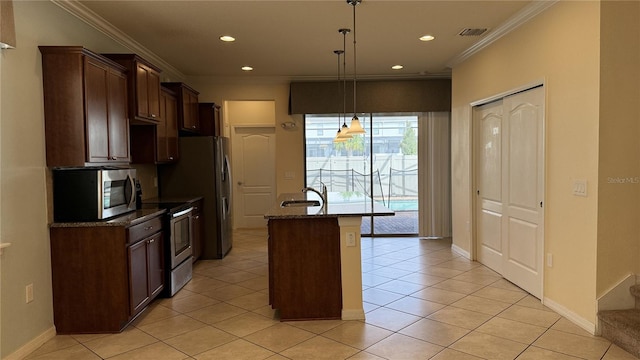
left=172, top=207, right=194, bottom=218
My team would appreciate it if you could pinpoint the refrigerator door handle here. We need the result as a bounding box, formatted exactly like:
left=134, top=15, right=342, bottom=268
left=224, top=154, right=232, bottom=217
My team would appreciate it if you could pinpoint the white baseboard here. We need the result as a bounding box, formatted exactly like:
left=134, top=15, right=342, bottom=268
left=451, top=244, right=471, bottom=259
left=543, top=297, right=596, bottom=335
left=3, top=326, right=56, bottom=360
left=342, top=309, right=365, bottom=320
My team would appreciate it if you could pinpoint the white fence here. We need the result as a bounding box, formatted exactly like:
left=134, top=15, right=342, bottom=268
left=306, top=154, right=418, bottom=206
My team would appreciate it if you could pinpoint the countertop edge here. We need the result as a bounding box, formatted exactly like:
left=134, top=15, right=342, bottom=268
left=50, top=208, right=167, bottom=228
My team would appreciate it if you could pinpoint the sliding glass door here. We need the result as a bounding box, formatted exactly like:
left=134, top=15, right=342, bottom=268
left=305, top=113, right=419, bottom=236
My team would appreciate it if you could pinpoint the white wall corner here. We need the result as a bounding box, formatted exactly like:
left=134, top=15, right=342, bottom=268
left=543, top=297, right=596, bottom=335
left=3, top=326, right=56, bottom=360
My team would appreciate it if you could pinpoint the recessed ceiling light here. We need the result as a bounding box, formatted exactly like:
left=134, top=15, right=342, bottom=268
left=419, top=35, right=435, bottom=42
left=220, top=35, right=235, bottom=42
left=391, top=65, right=403, bottom=70
left=241, top=66, right=253, bottom=71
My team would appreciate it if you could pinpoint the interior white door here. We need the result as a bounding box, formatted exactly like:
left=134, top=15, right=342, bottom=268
left=231, top=126, right=276, bottom=228
left=474, top=101, right=503, bottom=274
left=474, top=86, right=544, bottom=299
left=502, top=87, right=544, bottom=299
left=475, top=100, right=504, bottom=274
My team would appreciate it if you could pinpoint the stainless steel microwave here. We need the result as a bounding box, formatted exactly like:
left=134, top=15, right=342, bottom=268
left=53, top=167, right=136, bottom=222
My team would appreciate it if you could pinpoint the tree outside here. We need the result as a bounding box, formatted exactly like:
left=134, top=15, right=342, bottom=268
left=399, top=121, right=417, bottom=155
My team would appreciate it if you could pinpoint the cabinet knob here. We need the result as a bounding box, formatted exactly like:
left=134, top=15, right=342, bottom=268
left=150, top=114, right=157, bottom=118
left=192, top=125, right=196, bottom=129
left=110, top=156, right=117, bottom=160
left=144, top=226, right=153, bottom=231
left=148, top=238, right=155, bottom=243
left=169, top=157, right=174, bottom=160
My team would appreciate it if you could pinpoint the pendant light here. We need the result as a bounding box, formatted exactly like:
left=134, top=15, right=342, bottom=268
left=333, top=49, right=347, bottom=143
left=347, top=0, right=365, bottom=134
left=337, top=28, right=352, bottom=140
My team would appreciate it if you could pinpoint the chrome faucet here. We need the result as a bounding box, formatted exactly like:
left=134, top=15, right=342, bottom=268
left=302, top=182, right=327, bottom=208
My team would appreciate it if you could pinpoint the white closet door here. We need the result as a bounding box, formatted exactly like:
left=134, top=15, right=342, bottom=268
left=475, top=86, right=544, bottom=298
left=475, top=100, right=505, bottom=274
left=502, top=87, right=544, bottom=298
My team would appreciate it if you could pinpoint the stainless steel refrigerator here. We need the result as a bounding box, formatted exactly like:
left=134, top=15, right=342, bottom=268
left=158, top=136, right=232, bottom=259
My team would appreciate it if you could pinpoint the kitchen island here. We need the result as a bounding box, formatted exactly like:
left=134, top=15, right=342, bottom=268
left=264, top=192, right=393, bottom=321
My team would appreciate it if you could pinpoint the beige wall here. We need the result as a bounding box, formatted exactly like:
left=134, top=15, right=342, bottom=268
left=596, top=1, right=640, bottom=295
left=451, top=1, right=602, bottom=324
left=187, top=77, right=305, bottom=195
left=0, top=2, right=181, bottom=357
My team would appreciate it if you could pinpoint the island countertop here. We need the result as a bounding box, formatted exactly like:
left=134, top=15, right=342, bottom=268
left=264, top=192, right=395, bottom=219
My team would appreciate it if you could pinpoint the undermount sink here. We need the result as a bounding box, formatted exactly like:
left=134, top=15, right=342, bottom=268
left=280, top=199, right=321, bottom=207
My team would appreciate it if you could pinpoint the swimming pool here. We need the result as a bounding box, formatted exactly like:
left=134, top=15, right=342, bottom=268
left=378, top=199, right=418, bottom=211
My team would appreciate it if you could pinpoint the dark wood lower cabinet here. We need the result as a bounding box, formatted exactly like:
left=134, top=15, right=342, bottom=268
left=50, top=214, right=164, bottom=333
left=268, top=217, right=342, bottom=321
left=128, top=231, right=164, bottom=315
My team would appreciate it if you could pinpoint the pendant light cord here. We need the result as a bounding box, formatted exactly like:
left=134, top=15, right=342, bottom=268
left=342, top=29, right=348, bottom=125
left=352, top=1, right=357, bottom=119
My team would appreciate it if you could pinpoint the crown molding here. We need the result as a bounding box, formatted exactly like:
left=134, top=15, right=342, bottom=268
left=50, top=0, right=185, bottom=80
left=446, top=0, right=558, bottom=69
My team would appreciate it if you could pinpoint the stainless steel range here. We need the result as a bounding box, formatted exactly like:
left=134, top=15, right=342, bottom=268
left=143, top=200, right=194, bottom=297
left=166, top=204, right=193, bottom=296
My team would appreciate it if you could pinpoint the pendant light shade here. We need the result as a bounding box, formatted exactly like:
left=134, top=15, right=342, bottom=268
left=349, top=116, right=365, bottom=134
left=347, top=0, right=365, bottom=135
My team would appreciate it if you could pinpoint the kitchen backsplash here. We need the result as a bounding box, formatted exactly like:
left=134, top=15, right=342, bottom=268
left=131, top=164, right=159, bottom=200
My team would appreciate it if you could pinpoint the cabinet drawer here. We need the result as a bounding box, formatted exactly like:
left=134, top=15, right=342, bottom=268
left=128, top=216, right=162, bottom=244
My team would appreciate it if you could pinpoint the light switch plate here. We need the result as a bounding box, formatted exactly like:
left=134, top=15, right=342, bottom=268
left=573, top=179, right=587, bottom=197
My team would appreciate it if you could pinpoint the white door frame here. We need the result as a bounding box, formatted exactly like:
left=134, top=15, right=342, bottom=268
left=471, top=81, right=546, bottom=298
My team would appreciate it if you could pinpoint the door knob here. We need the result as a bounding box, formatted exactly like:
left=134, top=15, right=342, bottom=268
left=237, top=181, right=243, bottom=186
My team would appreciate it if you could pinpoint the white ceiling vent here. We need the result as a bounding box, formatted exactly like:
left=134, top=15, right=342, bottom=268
left=458, top=28, right=488, bottom=36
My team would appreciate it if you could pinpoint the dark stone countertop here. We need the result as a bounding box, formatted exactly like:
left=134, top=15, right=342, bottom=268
left=50, top=208, right=167, bottom=228
left=264, top=192, right=395, bottom=219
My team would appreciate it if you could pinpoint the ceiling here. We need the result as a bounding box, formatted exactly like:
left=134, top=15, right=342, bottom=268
left=75, top=0, right=534, bottom=80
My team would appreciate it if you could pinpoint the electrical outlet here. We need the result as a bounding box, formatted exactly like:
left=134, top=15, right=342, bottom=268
left=346, top=232, right=356, bottom=247
left=546, top=253, right=553, bottom=267
left=26, top=284, right=34, bottom=303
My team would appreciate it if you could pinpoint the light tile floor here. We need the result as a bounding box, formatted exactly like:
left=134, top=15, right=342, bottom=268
left=27, top=228, right=638, bottom=359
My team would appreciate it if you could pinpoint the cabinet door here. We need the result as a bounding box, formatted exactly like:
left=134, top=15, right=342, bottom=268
left=156, top=92, right=169, bottom=162
left=181, top=88, right=200, bottom=131
left=84, top=57, right=110, bottom=163
left=147, top=232, right=164, bottom=298
left=135, top=64, right=149, bottom=119
left=147, top=69, right=161, bottom=121
left=128, top=239, right=149, bottom=315
left=165, top=91, right=179, bottom=161
left=108, top=69, right=130, bottom=162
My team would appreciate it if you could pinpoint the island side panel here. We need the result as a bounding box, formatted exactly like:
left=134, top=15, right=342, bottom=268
left=268, top=217, right=342, bottom=321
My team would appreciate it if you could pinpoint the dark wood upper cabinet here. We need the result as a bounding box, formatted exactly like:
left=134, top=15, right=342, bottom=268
left=129, top=87, right=179, bottom=164
left=199, top=102, right=222, bottom=137
left=103, top=54, right=162, bottom=125
left=162, top=82, right=200, bottom=134
left=40, top=46, right=130, bottom=167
